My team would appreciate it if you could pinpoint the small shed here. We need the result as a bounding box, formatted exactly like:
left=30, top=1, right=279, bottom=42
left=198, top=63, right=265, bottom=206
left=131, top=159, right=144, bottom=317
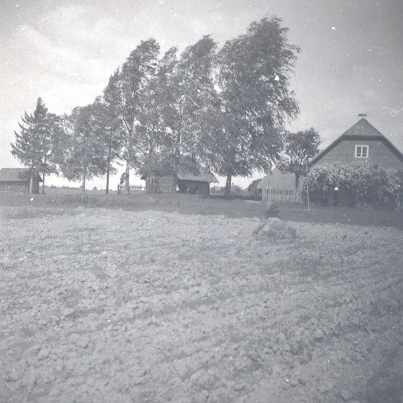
left=257, top=169, right=299, bottom=203
left=143, top=171, right=218, bottom=196
left=176, top=171, right=219, bottom=195
left=0, top=168, right=43, bottom=194
left=143, top=176, right=176, bottom=194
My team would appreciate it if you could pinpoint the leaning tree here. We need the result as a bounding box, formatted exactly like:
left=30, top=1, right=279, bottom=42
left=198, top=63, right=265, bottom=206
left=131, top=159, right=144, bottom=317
left=209, top=17, right=301, bottom=197
left=114, top=38, right=160, bottom=192
left=136, top=36, right=219, bottom=180
left=94, top=73, right=125, bottom=194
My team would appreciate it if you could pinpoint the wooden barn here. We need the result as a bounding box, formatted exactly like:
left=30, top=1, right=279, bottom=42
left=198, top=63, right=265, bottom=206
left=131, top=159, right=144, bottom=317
left=257, top=168, right=299, bottom=203
left=310, top=117, right=403, bottom=171
left=0, top=168, right=42, bottom=194
left=143, top=171, right=219, bottom=196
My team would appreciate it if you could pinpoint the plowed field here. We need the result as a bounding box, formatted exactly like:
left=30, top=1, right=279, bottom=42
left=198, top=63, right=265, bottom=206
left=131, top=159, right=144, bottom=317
left=1, top=206, right=402, bottom=402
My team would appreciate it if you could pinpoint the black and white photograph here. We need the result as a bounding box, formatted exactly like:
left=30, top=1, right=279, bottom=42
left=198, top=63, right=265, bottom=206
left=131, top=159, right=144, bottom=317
left=1, top=0, right=402, bottom=401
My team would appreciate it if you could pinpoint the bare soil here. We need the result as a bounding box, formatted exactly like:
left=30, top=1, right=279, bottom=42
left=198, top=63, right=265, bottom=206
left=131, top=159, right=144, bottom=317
left=1, top=192, right=403, bottom=229
left=1, top=201, right=402, bottom=402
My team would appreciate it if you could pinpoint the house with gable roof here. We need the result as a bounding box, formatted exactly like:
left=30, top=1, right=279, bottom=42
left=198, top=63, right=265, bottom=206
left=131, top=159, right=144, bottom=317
left=257, top=117, right=403, bottom=203
left=310, top=117, right=403, bottom=171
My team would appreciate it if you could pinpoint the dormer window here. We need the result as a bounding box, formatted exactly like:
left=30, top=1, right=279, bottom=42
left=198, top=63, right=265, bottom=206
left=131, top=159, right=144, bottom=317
left=355, top=145, right=369, bottom=158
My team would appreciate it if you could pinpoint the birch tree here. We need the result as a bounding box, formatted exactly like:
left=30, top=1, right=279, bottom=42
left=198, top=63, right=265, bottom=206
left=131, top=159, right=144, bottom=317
left=60, top=105, right=106, bottom=193
left=211, top=17, right=300, bottom=197
left=117, top=38, right=160, bottom=192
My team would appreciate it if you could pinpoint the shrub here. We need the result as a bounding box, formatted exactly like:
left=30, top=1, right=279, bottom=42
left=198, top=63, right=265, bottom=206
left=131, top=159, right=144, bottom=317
left=305, top=163, right=403, bottom=209
left=247, top=178, right=263, bottom=197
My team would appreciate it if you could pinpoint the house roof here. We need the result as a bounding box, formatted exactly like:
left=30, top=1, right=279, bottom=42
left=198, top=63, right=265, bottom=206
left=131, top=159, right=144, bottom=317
left=141, top=170, right=219, bottom=183
left=177, top=170, right=219, bottom=183
left=342, top=117, right=383, bottom=138
left=0, top=168, right=43, bottom=182
left=257, top=168, right=295, bottom=189
left=311, top=118, right=403, bottom=165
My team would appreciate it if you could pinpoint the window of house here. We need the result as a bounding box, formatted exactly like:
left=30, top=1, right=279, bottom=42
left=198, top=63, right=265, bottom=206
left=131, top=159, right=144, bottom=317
left=355, top=145, right=369, bottom=158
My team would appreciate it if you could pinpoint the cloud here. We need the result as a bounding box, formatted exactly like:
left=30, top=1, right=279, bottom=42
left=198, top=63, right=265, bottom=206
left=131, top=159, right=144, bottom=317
left=0, top=5, right=131, bottom=123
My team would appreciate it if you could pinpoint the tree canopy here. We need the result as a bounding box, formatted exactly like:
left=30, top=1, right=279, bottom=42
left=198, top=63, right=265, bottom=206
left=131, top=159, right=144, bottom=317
left=58, top=105, right=107, bottom=193
left=11, top=17, right=303, bottom=195
left=277, top=127, right=321, bottom=189
left=115, top=38, right=160, bottom=191
left=208, top=17, right=300, bottom=196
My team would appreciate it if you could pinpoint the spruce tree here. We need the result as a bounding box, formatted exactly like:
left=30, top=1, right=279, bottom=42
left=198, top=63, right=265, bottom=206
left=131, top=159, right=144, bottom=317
left=11, top=98, right=50, bottom=193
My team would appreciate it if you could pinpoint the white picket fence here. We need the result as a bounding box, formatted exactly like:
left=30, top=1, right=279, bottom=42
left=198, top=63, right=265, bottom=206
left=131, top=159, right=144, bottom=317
left=117, top=185, right=145, bottom=194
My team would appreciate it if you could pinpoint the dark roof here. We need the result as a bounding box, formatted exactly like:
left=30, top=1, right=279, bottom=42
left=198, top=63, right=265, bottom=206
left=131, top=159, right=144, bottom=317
left=342, top=117, right=383, bottom=137
left=0, top=168, right=43, bottom=182
left=311, top=118, right=403, bottom=165
left=142, top=170, right=219, bottom=183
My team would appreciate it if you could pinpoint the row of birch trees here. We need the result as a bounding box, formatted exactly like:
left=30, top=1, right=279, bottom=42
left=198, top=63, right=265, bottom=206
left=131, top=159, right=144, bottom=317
left=11, top=17, right=301, bottom=195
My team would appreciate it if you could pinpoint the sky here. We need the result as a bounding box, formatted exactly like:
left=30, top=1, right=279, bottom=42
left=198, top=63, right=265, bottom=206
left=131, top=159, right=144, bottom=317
left=1, top=0, right=402, bottom=190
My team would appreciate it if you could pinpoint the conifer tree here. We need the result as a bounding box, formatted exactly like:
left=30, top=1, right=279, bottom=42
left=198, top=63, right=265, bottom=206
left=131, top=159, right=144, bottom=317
left=11, top=98, right=54, bottom=193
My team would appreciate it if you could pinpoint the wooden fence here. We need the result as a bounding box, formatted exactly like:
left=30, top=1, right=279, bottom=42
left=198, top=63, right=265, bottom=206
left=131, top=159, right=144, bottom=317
left=262, top=188, right=302, bottom=204
left=117, top=185, right=145, bottom=194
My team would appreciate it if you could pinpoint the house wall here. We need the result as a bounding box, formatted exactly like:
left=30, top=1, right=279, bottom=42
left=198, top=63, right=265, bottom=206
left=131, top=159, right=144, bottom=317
left=145, top=176, right=176, bottom=194
left=317, top=139, right=403, bottom=170
left=178, top=180, right=210, bottom=195
left=31, top=180, right=40, bottom=194
left=197, top=182, right=210, bottom=196
left=0, top=181, right=29, bottom=193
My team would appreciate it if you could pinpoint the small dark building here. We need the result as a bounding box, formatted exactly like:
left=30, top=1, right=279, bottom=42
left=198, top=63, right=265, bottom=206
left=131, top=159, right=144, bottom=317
left=176, top=171, right=219, bottom=195
left=143, top=171, right=219, bottom=196
left=0, top=168, right=43, bottom=194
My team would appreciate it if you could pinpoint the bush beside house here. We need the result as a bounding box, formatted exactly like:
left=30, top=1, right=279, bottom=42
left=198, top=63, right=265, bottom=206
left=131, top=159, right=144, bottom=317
left=304, top=163, right=403, bottom=209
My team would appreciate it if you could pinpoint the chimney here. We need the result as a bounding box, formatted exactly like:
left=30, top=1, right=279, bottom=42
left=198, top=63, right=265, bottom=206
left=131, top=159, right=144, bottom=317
left=358, top=113, right=367, bottom=119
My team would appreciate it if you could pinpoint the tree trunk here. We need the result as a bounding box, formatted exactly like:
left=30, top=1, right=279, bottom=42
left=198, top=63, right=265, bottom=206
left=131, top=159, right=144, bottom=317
left=125, top=162, right=130, bottom=194
left=106, top=145, right=111, bottom=194
left=82, top=176, right=86, bottom=194
left=29, top=165, right=34, bottom=194
left=224, top=173, right=232, bottom=198
left=105, top=163, right=110, bottom=194
left=295, top=173, right=300, bottom=192
left=42, top=172, right=46, bottom=194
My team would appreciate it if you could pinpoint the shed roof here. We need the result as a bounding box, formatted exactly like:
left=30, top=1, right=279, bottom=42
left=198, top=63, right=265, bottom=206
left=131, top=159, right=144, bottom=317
left=311, top=118, right=403, bottom=165
left=0, top=168, right=43, bottom=182
left=177, top=170, right=219, bottom=183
